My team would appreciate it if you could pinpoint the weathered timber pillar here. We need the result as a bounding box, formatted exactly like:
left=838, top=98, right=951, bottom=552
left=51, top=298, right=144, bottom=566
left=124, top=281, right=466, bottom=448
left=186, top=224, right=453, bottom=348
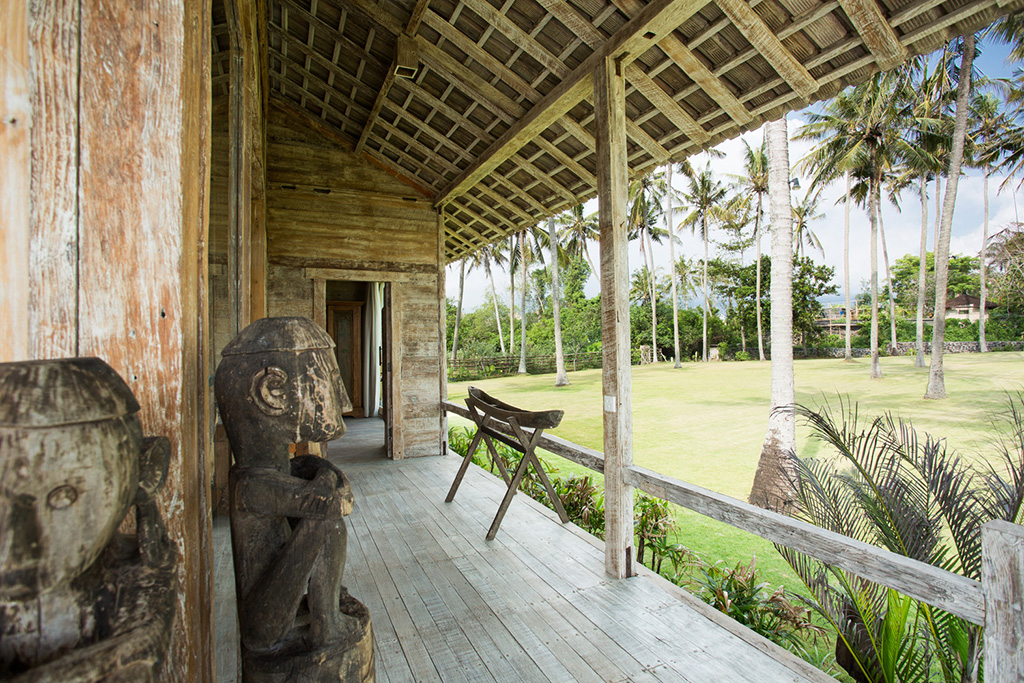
left=313, top=278, right=327, bottom=328
left=1, top=3, right=30, bottom=361
left=438, top=211, right=449, bottom=453
left=225, top=0, right=268, bottom=330
left=982, top=520, right=1024, bottom=682
left=2, top=3, right=214, bottom=680
left=594, top=54, right=634, bottom=579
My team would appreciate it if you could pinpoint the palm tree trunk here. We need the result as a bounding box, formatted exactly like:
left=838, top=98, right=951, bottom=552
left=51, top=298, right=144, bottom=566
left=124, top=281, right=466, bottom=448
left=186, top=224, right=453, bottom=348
left=869, top=173, right=882, bottom=379
left=644, top=226, right=658, bottom=359
left=980, top=168, right=989, bottom=352
left=668, top=164, right=681, bottom=368
left=749, top=116, right=797, bottom=511
left=452, top=258, right=465, bottom=362
left=549, top=217, right=569, bottom=386
left=915, top=173, right=928, bottom=367
left=756, top=193, right=766, bottom=361
left=509, top=237, right=516, bottom=358
left=486, top=260, right=506, bottom=354
left=519, top=231, right=528, bottom=375
left=702, top=224, right=709, bottom=362
left=843, top=171, right=853, bottom=362
left=927, top=33, right=975, bottom=399
left=878, top=208, right=898, bottom=354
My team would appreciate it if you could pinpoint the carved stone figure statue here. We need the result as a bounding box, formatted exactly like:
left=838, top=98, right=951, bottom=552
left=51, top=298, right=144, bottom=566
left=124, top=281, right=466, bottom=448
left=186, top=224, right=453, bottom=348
left=216, top=317, right=373, bottom=683
left=0, top=357, right=176, bottom=682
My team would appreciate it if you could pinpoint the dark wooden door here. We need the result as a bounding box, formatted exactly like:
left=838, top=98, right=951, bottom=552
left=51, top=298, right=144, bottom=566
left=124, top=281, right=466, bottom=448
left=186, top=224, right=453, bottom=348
left=328, top=301, right=362, bottom=417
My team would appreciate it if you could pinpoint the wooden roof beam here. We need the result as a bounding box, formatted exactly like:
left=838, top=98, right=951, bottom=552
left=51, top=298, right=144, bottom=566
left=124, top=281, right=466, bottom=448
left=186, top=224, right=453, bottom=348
left=435, top=0, right=708, bottom=207
left=837, top=0, right=908, bottom=70
left=354, top=0, right=432, bottom=153
left=715, top=0, right=818, bottom=99
left=445, top=0, right=688, bottom=170
left=598, top=0, right=753, bottom=127
left=421, top=12, right=598, bottom=187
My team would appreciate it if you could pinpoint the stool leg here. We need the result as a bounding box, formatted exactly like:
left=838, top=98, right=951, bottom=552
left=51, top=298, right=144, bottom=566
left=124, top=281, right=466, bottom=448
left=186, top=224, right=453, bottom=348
left=486, top=452, right=531, bottom=541
left=446, top=428, right=484, bottom=502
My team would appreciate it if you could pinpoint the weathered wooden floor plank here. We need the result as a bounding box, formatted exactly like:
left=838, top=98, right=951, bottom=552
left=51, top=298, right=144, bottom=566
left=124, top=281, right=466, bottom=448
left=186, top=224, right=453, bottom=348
left=214, top=452, right=834, bottom=683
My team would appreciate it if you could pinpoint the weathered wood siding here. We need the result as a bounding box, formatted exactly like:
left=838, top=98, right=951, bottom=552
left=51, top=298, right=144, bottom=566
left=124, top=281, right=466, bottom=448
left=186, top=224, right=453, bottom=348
left=209, top=98, right=445, bottom=459
left=2, top=3, right=214, bottom=681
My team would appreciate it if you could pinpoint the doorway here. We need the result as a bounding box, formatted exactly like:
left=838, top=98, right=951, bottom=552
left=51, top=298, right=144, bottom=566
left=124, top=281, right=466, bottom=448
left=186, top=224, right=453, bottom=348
left=324, top=280, right=392, bottom=460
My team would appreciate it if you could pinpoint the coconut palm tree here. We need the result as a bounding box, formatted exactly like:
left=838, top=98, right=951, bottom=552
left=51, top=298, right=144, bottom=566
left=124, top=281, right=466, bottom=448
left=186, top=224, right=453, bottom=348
left=558, top=204, right=599, bottom=275
left=791, top=186, right=824, bottom=260
left=451, top=256, right=471, bottom=361
left=927, top=33, right=977, bottom=399
left=472, top=242, right=508, bottom=355
left=547, top=215, right=569, bottom=386
left=967, top=90, right=1013, bottom=352
left=749, top=115, right=797, bottom=511
left=673, top=256, right=701, bottom=304
left=630, top=171, right=670, bottom=358
left=798, top=69, right=920, bottom=379
left=731, top=140, right=770, bottom=360
left=908, top=55, right=952, bottom=367
left=666, top=164, right=684, bottom=367
left=682, top=163, right=727, bottom=362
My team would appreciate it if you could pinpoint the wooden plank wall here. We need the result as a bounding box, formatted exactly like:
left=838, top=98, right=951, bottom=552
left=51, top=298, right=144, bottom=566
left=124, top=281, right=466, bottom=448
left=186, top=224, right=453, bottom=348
left=1, top=2, right=214, bottom=681
left=209, top=98, right=445, bottom=459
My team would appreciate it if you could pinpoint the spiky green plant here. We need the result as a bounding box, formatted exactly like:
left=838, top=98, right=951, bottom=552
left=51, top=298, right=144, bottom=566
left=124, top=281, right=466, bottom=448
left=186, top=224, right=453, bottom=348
left=781, top=393, right=1024, bottom=683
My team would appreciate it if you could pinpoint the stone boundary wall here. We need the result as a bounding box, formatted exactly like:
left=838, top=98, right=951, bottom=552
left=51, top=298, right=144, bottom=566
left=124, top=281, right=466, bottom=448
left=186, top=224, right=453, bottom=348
left=802, top=341, right=1024, bottom=358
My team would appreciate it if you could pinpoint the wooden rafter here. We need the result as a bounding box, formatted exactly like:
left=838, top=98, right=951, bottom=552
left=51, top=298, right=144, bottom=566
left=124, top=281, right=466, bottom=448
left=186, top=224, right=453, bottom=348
left=436, top=0, right=712, bottom=207
left=716, top=0, right=819, bottom=99
left=838, top=0, right=908, bottom=69
left=601, top=0, right=754, bottom=126
left=354, top=0, right=432, bottom=153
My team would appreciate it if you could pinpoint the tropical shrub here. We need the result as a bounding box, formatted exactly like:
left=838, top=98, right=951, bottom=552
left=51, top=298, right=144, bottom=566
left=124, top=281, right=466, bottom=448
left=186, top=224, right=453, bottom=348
left=693, top=556, right=824, bottom=651
left=782, top=395, right=1024, bottom=682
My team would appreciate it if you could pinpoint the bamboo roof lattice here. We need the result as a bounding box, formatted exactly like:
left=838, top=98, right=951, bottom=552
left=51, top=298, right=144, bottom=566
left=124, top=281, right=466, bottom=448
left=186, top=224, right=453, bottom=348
left=211, top=0, right=1021, bottom=262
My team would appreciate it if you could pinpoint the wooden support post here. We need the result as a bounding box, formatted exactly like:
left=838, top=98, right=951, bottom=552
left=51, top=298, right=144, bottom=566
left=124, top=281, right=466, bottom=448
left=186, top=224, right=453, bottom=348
left=1, top=2, right=31, bottom=362
left=313, top=277, right=327, bottom=328
left=225, top=0, right=267, bottom=331
left=982, top=520, right=1024, bottom=682
left=595, top=53, right=634, bottom=579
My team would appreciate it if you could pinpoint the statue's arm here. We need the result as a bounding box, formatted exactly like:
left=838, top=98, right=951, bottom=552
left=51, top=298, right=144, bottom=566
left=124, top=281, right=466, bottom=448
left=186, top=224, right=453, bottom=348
left=234, top=467, right=352, bottom=519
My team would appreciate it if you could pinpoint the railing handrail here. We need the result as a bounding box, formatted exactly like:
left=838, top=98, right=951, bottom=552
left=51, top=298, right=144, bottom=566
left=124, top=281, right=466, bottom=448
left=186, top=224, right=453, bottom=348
left=443, top=400, right=989, bottom=626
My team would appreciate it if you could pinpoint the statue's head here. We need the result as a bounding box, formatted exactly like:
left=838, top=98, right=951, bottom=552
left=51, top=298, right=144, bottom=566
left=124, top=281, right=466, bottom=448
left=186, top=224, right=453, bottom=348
left=215, top=317, right=349, bottom=466
left=0, top=358, right=142, bottom=600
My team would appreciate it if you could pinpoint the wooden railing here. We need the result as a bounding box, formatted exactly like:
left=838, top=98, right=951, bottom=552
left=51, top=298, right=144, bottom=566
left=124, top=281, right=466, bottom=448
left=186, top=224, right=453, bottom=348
left=443, top=400, right=1024, bottom=681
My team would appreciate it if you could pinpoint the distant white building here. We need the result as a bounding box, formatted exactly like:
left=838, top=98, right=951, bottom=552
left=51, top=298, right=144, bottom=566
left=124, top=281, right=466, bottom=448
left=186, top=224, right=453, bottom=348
left=945, top=294, right=996, bottom=323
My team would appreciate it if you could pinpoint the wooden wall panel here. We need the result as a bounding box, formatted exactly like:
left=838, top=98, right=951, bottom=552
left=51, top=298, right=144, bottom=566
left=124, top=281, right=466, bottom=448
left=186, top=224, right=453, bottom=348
left=267, top=265, right=314, bottom=319
left=77, top=3, right=212, bottom=681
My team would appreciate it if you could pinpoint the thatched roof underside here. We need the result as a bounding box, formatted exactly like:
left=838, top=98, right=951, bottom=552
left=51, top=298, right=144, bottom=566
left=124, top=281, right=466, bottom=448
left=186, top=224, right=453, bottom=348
left=212, top=0, right=1021, bottom=262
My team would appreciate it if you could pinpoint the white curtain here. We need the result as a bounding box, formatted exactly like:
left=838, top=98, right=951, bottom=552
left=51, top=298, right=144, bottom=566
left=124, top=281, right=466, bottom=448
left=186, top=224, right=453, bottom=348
left=362, top=282, right=384, bottom=417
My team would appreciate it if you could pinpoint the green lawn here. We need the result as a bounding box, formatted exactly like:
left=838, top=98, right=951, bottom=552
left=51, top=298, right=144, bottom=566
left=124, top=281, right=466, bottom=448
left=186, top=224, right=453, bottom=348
left=447, top=352, right=1024, bottom=591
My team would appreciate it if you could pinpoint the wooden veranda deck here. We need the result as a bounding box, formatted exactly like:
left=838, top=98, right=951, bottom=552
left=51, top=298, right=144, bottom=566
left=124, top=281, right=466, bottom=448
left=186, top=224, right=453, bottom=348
left=215, top=427, right=833, bottom=682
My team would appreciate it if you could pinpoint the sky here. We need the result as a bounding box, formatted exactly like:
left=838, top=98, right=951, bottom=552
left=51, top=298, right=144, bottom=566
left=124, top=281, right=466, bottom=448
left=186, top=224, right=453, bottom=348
left=446, top=36, right=1022, bottom=313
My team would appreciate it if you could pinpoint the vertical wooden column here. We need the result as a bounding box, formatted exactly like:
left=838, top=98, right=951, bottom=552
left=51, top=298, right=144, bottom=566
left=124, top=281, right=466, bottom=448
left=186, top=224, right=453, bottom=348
left=2, top=5, right=213, bottom=679
left=438, top=211, right=449, bottom=454
left=594, top=54, right=634, bottom=579
left=77, top=1, right=212, bottom=680
left=313, top=277, right=327, bottom=328
left=0, top=1, right=31, bottom=362
left=28, top=1, right=80, bottom=360
left=225, top=0, right=267, bottom=330
left=982, top=520, right=1024, bottom=682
